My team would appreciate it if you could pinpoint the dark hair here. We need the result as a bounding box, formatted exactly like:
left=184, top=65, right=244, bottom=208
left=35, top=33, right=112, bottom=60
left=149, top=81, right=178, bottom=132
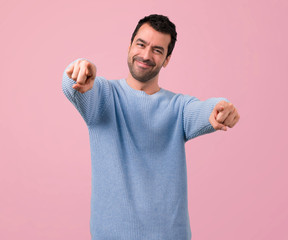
left=130, top=14, right=177, bottom=58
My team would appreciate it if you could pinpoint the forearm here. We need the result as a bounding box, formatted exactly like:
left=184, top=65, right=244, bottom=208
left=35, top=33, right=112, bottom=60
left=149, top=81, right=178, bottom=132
left=183, top=97, right=229, bottom=141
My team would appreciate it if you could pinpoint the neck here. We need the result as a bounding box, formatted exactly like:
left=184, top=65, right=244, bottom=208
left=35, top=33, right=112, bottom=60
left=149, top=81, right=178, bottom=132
left=126, top=74, right=161, bottom=95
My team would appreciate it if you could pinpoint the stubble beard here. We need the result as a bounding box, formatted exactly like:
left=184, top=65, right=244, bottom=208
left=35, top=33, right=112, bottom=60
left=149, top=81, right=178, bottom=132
left=127, top=56, right=163, bottom=83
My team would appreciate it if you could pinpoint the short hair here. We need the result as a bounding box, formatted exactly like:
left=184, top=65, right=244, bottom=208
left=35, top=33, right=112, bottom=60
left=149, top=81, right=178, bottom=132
left=130, top=14, right=177, bottom=58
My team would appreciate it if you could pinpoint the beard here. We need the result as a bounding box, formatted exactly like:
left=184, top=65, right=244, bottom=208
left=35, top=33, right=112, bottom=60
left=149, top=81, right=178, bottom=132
left=127, top=55, right=163, bottom=83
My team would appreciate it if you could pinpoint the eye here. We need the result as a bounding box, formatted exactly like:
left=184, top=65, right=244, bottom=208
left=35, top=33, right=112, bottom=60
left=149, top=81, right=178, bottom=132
left=154, top=49, right=163, bottom=54
left=137, top=43, right=145, bottom=47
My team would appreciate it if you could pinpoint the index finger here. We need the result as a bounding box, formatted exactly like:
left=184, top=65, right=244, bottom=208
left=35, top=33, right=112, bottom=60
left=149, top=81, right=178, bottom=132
left=214, top=104, right=225, bottom=113
left=76, top=65, right=88, bottom=85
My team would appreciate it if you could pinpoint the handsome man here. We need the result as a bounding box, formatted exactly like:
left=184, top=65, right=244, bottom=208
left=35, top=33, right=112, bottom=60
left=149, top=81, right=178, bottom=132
left=62, top=14, right=239, bottom=240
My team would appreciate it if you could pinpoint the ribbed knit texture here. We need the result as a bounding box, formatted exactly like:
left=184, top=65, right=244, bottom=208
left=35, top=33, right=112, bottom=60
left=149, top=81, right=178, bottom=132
left=62, top=65, right=228, bottom=240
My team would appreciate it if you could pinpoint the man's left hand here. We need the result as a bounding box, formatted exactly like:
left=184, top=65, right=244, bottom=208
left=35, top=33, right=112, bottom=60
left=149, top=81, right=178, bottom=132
left=209, top=101, right=240, bottom=131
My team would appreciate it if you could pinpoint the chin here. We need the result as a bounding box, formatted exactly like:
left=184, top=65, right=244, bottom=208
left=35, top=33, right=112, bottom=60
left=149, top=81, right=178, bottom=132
left=133, top=75, right=152, bottom=83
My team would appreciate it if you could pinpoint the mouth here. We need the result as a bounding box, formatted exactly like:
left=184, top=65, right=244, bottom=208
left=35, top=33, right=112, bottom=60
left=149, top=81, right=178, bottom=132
left=133, top=56, right=155, bottom=69
left=135, top=60, right=153, bottom=69
left=135, top=59, right=154, bottom=69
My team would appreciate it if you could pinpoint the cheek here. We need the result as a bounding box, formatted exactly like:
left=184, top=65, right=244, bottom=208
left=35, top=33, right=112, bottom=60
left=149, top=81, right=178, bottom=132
left=155, top=56, right=166, bottom=66
left=130, top=46, right=142, bottom=55
left=128, top=51, right=140, bottom=63
left=128, top=49, right=134, bottom=58
left=130, top=50, right=139, bottom=57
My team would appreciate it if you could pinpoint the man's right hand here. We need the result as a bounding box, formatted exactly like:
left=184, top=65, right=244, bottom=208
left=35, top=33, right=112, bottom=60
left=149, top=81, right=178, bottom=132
left=66, top=59, right=97, bottom=93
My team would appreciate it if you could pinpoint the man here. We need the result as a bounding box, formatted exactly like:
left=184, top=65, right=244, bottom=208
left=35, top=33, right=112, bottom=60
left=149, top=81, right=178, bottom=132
left=62, top=14, right=239, bottom=240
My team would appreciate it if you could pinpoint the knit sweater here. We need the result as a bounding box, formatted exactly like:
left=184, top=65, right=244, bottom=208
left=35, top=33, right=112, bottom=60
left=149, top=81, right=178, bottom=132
left=62, top=65, right=228, bottom=240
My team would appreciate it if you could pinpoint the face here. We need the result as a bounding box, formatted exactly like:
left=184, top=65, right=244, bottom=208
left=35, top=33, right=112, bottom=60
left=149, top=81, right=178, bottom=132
left=127, top=23, right=171, bottom=83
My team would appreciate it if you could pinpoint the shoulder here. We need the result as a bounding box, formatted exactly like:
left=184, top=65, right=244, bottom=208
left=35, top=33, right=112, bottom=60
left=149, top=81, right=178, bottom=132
left=94, top=76, right=120, bottom=91
left=161, top=89, right=199, bottom=104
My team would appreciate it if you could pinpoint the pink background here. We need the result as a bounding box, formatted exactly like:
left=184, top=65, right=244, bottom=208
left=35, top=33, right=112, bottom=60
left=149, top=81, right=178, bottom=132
left=1, top=0, right=287, bottom=239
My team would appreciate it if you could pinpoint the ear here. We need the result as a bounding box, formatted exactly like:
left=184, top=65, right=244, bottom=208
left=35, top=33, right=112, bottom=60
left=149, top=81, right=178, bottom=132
left=163, top=55, right=171, bottom=68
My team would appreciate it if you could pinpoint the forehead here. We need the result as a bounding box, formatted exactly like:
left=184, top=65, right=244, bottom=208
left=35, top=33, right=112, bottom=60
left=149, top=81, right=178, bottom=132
left=134, top=23, right=171, bottom=50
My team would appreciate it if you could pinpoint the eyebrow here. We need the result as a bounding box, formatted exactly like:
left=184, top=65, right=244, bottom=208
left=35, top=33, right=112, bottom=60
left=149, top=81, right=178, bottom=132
left=136, top=38, right=165, bottom=52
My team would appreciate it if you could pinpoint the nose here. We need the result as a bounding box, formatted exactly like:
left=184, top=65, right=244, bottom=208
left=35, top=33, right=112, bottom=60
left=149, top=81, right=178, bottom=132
left=142, top=47, right=152, bottom=60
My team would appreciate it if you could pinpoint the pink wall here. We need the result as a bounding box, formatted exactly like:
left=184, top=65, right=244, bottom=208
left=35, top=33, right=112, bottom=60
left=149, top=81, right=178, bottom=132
left=1, top=0, right=287, bottom=239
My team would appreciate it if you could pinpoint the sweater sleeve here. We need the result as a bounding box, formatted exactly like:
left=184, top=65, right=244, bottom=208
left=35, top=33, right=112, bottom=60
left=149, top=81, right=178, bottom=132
left=183, top=96, right=229, bottom=142
left=62, top=60, right=111, bottom=126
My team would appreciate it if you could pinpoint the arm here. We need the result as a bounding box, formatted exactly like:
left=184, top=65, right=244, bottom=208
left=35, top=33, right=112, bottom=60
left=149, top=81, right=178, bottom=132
left=183, top=97, right=234, bottom=141
left=62, top=59, right=111, bottom=125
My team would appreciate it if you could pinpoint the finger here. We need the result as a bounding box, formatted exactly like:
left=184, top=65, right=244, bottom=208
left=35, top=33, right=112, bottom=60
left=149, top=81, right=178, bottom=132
left=210, top=117, right=227, bottom=131
left=66, top=64, right=74, bottom=78
left=72, top=83, right=79, bottom=90
left=86, top=64, right=93, bottom=77
left=85, top=63, right=97, bottom=82
left=209, top=109, right=227, bottom=131
left=76, top=65, right=88, bottom=85
left=84, top=64, right=96, bottom=84
left=223, top=111, right=237, bottom=127
left=217, top=108, right=233, bottom=123
left=72, top=81, right=93, bottom=93
left=85, top=74, right=95, bottom=86
left=229, top=113, right=240, bottom=128
left=73, top=84, right=86, bottom=93
left=214, top=104, right=225, bottom=113
left=71, top=61, right=81, bottom=81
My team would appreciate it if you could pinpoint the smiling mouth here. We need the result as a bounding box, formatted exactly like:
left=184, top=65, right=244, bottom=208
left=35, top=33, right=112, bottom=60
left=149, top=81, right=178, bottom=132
left=135, top=60, right=156, bottom=69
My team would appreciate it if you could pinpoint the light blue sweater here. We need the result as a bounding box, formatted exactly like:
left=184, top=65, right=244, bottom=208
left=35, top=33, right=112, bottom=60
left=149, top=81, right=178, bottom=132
left=62, top=65, right=227, bottom=240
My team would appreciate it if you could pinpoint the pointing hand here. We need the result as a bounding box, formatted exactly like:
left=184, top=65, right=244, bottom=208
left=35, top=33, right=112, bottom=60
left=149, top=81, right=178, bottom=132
left=209, top=101, right=240, bottom=131
left=66, top=59, right=97, bottom=93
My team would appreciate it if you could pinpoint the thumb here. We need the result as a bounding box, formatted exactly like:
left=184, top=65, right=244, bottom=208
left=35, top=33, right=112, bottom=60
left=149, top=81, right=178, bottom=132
left=209, top=108, right=227, bottom=131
